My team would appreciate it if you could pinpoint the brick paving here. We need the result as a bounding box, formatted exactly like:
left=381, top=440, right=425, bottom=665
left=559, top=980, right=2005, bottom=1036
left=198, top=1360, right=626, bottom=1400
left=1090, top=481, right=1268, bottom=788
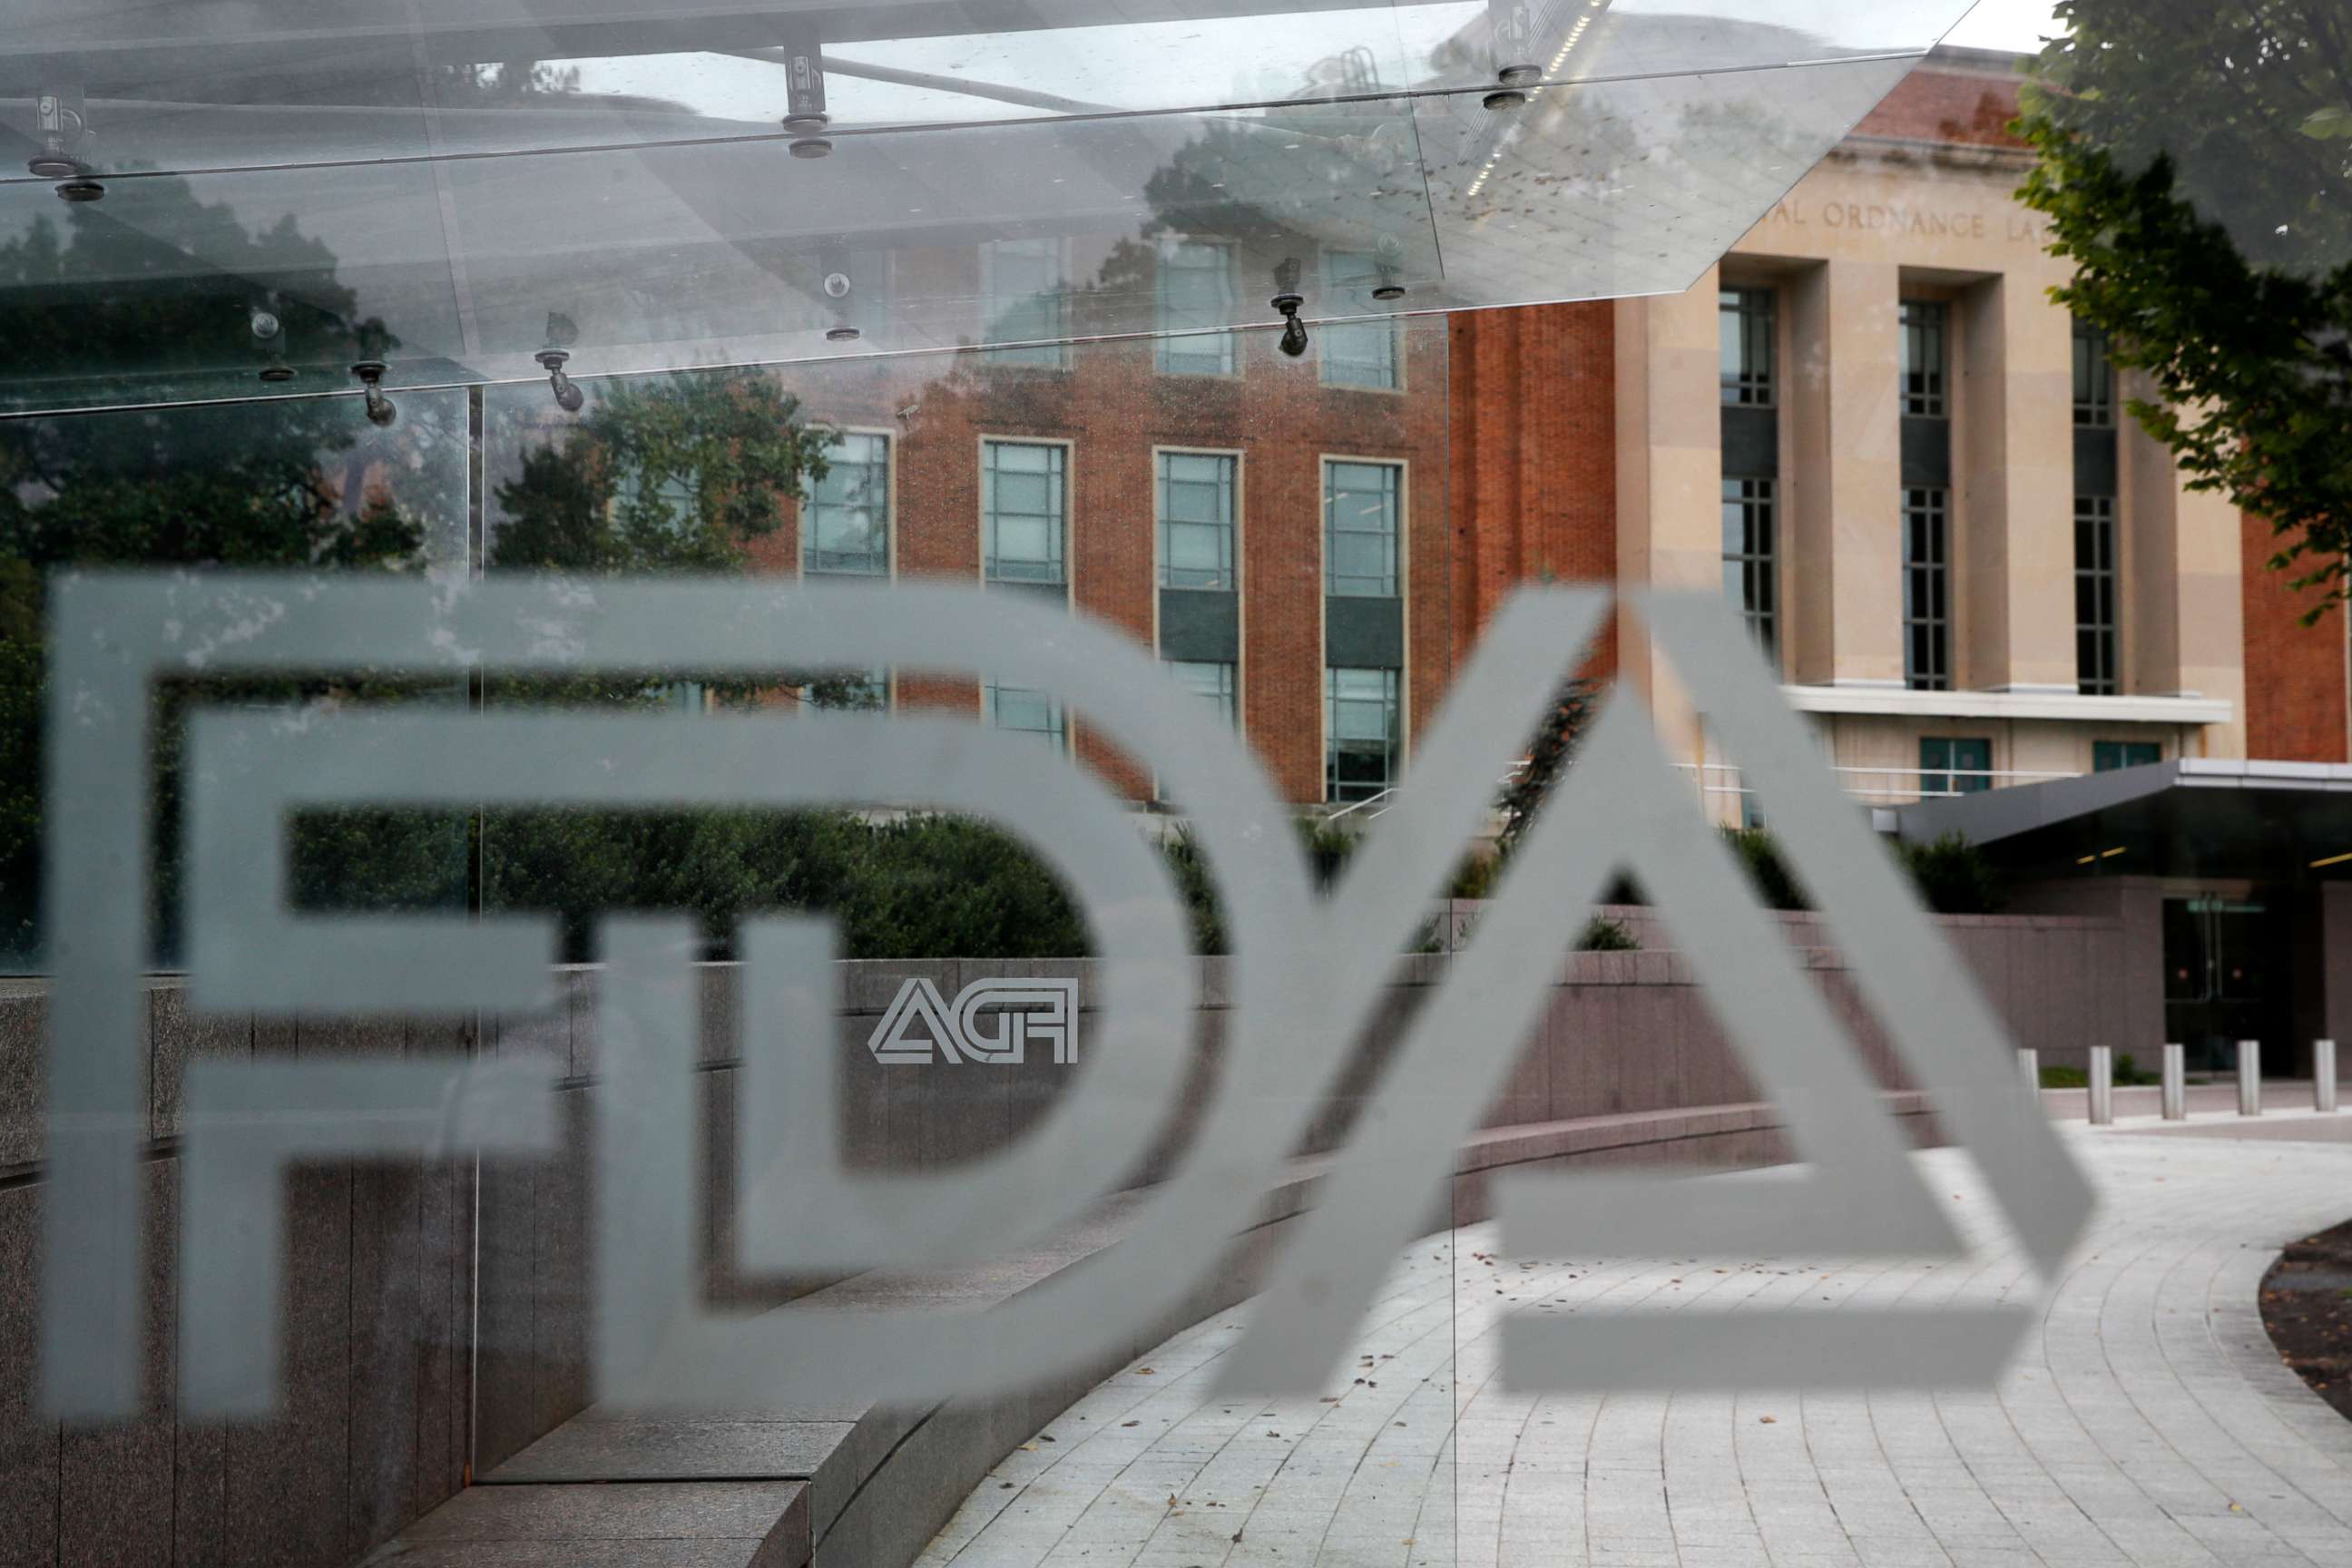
left=916, top=1116, right=2352, bottom=1567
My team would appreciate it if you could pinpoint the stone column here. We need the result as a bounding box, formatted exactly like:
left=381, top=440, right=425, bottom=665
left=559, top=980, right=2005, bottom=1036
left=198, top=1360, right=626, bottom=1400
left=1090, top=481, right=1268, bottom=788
left=1786, top=257, right=1902, bottom=689
left=1956, top=273, right=2073, bottom=691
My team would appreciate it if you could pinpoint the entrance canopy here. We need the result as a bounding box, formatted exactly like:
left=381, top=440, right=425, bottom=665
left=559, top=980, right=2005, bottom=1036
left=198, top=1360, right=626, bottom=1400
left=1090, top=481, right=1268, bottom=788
left=1894, top=760, right=2352, bottom=884
left=1, top=0, right=1974, bottom=410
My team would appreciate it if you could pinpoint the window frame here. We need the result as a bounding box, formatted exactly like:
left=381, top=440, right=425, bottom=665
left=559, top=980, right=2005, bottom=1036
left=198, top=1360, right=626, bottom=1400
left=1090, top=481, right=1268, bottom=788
left=980, top=236, right=1072, bottom=370
left=1324, top=664, right=1401, bottom=803
left=1899, top=298, right=1949, bottom=418
left=1154, top=239, right=1239, bottom=377
left=1919, top=735, right=1993, bottom=797
left=2073, top=317, right=2115, bottom=428
left=983, top=679, right=1068, bottom=752
left=1903, top=485, right=1951, bottom=691
left=1318, top=249, right=1405, bottom=392
left=800, top=426, right=894, bottom=578
left=1322, top=456, right=1404, bottom=599
left=1165, top=658, right=1239, bottom=729
left=2092, top=740, right=2161, bottom=773
left=1154, top=446, right=1240, bottom=593
left=1720, top=475, right=1777, bottom=656
left=2075, top=494, right=2119, bottom=696
left=1720, top=286, right=1777, bottom=407
left=979, top=436, right=1072, bottom=591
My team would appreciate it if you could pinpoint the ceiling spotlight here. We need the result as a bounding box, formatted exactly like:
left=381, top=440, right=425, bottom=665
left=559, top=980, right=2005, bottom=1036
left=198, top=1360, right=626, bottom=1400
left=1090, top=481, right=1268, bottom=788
left=349, top=361, right=397, bottom=427
left=1271, top=259, right=1309, bottom=358
left=536, top=348, right=585, bottom=413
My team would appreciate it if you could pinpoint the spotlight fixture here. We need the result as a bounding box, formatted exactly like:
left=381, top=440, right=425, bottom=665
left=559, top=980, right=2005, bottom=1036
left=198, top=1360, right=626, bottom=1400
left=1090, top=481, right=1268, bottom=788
left=53, top=176, right=104, bottom=202
left=1271, top=258, right=1309, bottom=358
left=1371, top=236, right=1407, bottom=301
left=1484, top=64, right=1539, bottom=111
left=349, top=361, right=397, bottom=427
left=34, top=91, right=99, bottom=198
left=536, top=348, right=585, bottom=413
left=789, top=136, right=833, bottom=159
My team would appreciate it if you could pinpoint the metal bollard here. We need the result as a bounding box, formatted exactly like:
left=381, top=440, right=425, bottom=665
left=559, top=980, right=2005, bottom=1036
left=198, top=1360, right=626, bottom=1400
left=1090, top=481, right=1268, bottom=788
left=2318, top=1039, right=2338, bottom=1114
left=2237, top=1040, right=2261, bottom=1116
left=2019, top=1047, right=2041, bottom=1102
left=2087, top=1045, right=2113, bottom=1125
left=2161, top=1043, right=2186, bottom=1120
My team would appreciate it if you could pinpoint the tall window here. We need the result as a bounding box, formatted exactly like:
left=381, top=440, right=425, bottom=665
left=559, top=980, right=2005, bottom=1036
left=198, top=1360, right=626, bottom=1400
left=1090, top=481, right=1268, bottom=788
left=803, top=668, right=889, bottom=711
left=1167, top=659, right=1238, bottom=728
left=981, top=238, right=1069, bottom=368
left=1919, top=736, right=1991, bottom=796
left=984, top=681, right=1065, bottom=750
left=2093, top=740, right=2160, bottom=772
left=1157, top=451, right=1236, bottom=590
left=1899, top=299, right=1948, bottom=416
left=2073, top=318, right=2114, bottom=426
left=1320, top=250, right=1401, bottom=390
left=1903, top=486, right=1950, bottom=691
left=983, top=440, right=1067, bottom=585
left=1720, top=476, right=1777, bottom=653
left=1155, top=241, right=1237, bottom=376
left=802, top=431, right=889, bottom=575
left=1325, top=460, right=1401, bottom=597
left=2075, top=495, right=2118, bottom=695
left=1326, top=666, right=1399, bottom=802
left=1720, top=287, right=1775, bottom=406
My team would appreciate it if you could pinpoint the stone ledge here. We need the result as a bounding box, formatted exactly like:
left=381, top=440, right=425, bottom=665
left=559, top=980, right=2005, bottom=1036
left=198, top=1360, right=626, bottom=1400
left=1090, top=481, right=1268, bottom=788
left=421, top=1091, right=1940, bottom=1568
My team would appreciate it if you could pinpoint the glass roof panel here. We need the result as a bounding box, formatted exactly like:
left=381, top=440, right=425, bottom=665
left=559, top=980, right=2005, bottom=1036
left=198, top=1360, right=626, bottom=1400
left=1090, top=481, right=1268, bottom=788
left=0, top=1, right=1974, bottom=411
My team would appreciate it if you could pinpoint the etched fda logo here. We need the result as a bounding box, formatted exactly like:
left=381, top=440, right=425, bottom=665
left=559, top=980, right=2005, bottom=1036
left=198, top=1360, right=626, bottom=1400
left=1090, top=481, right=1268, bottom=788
left=36, top=573, right=2091, bottom=1424
left=868, top=978, right=1078, bottom=1065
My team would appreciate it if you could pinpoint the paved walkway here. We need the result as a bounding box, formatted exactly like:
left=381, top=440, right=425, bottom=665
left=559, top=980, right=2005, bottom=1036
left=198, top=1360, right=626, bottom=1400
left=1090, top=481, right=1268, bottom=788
left=917, top=1116, right=2352, bottom=1568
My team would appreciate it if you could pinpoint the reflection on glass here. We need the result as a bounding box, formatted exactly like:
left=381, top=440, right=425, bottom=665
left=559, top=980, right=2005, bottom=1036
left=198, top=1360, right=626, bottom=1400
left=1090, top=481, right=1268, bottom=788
left=1325, top=459, right=1402, bottom=597
left=1155, top=241, right=1240, bottom=377
left=807, top=432, right=893, bottom=576
left=983, top=439, right=1069, bottom=585
left=1326, top=664, right=1400, bottom=801
left=1157, top=450, right=1238, bottom=590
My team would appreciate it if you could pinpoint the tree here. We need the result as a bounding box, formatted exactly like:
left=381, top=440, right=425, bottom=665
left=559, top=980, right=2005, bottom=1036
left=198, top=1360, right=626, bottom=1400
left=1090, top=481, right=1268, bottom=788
left=0, top=179, right=441, bottom=959
left=1494, top=675, right=1597, bottom=858
left=2016, top=0, right=2352, bottom=612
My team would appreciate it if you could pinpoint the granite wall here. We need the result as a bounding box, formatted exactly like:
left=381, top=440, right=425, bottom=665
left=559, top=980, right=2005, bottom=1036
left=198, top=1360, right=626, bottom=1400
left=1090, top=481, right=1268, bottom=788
left=0, top=904, right=2127, bottom=1567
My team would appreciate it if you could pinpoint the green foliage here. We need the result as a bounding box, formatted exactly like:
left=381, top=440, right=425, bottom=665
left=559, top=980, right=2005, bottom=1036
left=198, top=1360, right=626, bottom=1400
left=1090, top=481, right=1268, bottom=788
left=0, top=181, right=452, bottom=958
left=1447, top=852, right=1500, bottom=901
left=2016, top=0, right=2352, bottom=612
left=1495, top=677, right=1598, bottom=859
left=1892, top=832, right=2006, bottom=916
left=1296, top=817, right=1360, bottom=889
left=1720, top=827, right=1808, bottom=912
left=2039, top=1064, right=2087, bottom=1089
left=489, top=369, right=835, bottom=575
left=1161, top=827, right=1229, bottom=956
left=1576, top=916, right=1640, bottom=952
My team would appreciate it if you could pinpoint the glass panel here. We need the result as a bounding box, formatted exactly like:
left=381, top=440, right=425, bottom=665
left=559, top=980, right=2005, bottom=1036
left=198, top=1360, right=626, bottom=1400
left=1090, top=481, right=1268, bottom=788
left=0, top=55, right=1938, bottom=412
left=1326, top=458, right=1402, bottom=597
left=1158, top=450, right=1237, bottom=589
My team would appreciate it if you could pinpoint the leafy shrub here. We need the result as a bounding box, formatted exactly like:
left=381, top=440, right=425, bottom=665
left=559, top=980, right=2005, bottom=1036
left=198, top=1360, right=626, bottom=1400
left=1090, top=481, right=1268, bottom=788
left=1894, top=832, right=2004, bottom=915
left=1720, top=827, right=1808, bottom=911
left=2039, top=1065, right=2087, bottom=1089
left=1296, top=816, right=1359, bottom=888
left=1448, top=852, right=1500, bottom=901
left=1576, top=916, right=1639, bottom=952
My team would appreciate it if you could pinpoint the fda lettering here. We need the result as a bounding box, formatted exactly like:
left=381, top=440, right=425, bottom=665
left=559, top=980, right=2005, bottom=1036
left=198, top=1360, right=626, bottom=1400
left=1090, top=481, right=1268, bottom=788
left=867, top=977, right=1079, bottom=1065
